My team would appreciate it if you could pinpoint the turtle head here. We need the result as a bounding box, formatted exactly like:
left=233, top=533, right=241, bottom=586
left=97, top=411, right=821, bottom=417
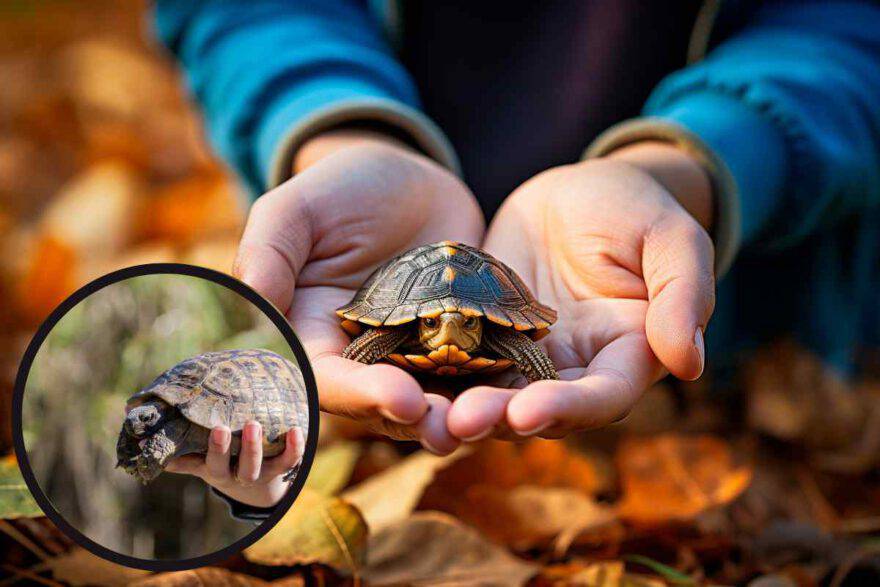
left=124, top=400, right=172, bottom=437
left=419, top=312, right=482, bottom=352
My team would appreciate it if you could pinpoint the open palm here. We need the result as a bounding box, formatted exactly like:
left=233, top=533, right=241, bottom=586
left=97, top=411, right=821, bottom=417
left=447, top=159, right=715, bottom=440
left=235, top=140, right=484, bottom=453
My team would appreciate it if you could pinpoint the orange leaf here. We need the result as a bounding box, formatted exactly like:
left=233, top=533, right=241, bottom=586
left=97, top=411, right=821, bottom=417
left=615, top=434, right=752, bottom=525
left=16, top=235, right=76, bottom=324
left=138, top=173, right=243, bottom=244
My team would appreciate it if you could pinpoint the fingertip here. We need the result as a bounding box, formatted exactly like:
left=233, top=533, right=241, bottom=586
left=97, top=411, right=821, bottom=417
left=364, top=364, right=429, bottom=424
left=646, top=312, right=704, bottom=381
left=446, top=386, right=513, bottom=441
left=210, top=426, right=231, bottom=451
left=506, top=383, right=559, bottom=435
left=418, top=395, right=459, bottom=455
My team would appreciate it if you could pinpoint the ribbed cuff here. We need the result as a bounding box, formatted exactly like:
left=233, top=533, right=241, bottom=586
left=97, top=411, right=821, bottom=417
left=585, top=117, right=741, bottom=278
left=264, top=97, right=461, bottom=189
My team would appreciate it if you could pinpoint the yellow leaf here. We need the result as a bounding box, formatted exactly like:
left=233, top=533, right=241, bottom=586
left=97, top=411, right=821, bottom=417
left=363, top=511, right=537, bottom=586
left=305, top=441, right=361, bottom=496
left=342, top=448, right=471, bottom=532
left=244, top=488, right=367, bottom=574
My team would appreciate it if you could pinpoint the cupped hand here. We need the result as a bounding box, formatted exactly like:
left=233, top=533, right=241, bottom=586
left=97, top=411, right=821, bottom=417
left=234, top=130, right=485, bottom=454
left=166, top=422, right=304, bottom=508
left=447, top=143, right=716, bottom=441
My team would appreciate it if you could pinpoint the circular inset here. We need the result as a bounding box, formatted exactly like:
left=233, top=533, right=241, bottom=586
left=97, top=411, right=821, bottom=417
left=13, top=264, right=319, bottom=571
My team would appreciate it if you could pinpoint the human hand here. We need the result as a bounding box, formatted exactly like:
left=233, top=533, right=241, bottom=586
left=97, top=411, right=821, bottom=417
left=234, top=129, right=484, bottom=454
left=166, top=422, right=304, bottom=508
left=447, top=142, right=716, bottom=441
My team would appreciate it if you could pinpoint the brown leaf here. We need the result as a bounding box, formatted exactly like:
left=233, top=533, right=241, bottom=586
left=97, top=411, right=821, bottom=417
left=342, top=448, right=471, bottom=532
left=615, top=434, right=752, bottom=524
left=458, top=486, right=617, bottom=552
left=362, top=511, right=537, bottom=586
left=244, top=489, right=367, bottom=574
left=50, top=548, right=150, bottom=586
left=131, top=568, right=267, bottom=587
left=540, top=561, right=666, bottom=587
left=414, top=440, right=612, bottom=549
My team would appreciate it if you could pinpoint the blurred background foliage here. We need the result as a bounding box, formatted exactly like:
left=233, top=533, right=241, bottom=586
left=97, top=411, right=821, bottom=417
left=22, top=274, right=294, bottom=560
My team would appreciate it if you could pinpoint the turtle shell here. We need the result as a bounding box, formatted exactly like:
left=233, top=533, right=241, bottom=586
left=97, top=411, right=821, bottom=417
left=336, top=241, right=557, bottom=331
left=126, top=349, right=308, bottom=442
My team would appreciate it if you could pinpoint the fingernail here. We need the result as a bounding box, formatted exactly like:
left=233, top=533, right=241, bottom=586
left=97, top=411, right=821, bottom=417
left=211, top=428, right=229, bottom=446
left=460, top=428, right=494, bottom=443
left=514, top=421, right=554, bottom=437
left=379, top=407, right=421, bottom=425
left=245, top=422, right=261, bottom=442
left=694, top=327, right=705, bottom=378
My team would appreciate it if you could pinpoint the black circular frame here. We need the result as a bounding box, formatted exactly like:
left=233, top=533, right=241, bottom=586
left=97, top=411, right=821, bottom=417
left=12, top=263, right=320, bottom=572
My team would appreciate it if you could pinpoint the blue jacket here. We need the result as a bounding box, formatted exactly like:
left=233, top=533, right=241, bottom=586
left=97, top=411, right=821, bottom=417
left=155, top=1, right=880, bottom=375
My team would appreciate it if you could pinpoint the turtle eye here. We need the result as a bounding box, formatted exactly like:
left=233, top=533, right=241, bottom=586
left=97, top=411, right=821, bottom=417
left=464, top=317, right=478, bottom=329
left=423, top=317, right=437, bottom=328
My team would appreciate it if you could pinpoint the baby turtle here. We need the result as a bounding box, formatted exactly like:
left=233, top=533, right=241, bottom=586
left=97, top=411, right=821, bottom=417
left=116, top=349, right=308, bottom=484
left=337, top=241, right=559, bottom=382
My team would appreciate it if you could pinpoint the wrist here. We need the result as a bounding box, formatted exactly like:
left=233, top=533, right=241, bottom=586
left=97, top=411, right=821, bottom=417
left=293, top=127, right=417, bottom=173
left=604, top=141, right=713, bottom=232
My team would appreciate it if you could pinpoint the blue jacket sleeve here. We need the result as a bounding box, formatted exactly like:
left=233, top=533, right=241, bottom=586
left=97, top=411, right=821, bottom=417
left=154, top=0, right=454, bottom=195
left=644, top=1, right=880, bottom=251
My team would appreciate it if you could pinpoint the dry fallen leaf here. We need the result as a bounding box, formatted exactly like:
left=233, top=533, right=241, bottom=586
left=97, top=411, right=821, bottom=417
left=0, top=455, right=41, bottom=519
left=181, top=236, right=239, bottom=274
left=343, top=448, right=471, bottom=532
left=50, top=548, right=150, bottom=586
left=363, top=511, right=537, bottom=586
left=306, top=441, right=362, bottom=496
left=542, top=561, right=667, bottom=587
left=459, top=486, right=617, bottom=552
left=138, top=173, right=243, bottom=244
left=244, top=488, right=367, bottom=574
left=40, top=160, right=142, bottom=258
left=615, top=434, right=752, bottom=524
left=131, top=568, right=268, bottom=587
left=16, top=234, right=76, bottom=324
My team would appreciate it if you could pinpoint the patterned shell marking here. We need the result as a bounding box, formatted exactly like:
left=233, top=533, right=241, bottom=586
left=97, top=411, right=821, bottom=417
left=336, top=241, right=556, bottom=331
left=126, top=349, right=308, bottom=442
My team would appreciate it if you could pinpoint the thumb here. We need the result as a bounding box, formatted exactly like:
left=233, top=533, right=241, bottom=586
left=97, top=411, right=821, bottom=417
left=233, top=187, right=312, bottom=315
left=642, top=214, right=715, bottom=380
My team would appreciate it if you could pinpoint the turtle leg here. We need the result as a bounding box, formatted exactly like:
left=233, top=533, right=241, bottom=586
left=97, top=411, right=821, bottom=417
left=342, top=327, right=411, bottom=364
left=482, top=326, right=559, bottom=383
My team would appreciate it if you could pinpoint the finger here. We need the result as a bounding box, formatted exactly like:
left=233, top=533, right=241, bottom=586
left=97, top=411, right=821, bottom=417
left=291, top=288, right=431, bottom=427
left=446, top=386, right=516, bottom=442
left=417, top=394, right=459, bottom=455
left=507, top=332, right=664, bottom=435
left=235, top=421, right=263, bottom=484
left=260, top=427, right=305, bottom=481
left=234, top=187, right=312, bottom=314
left=164, top=454, right=205, bottom=477
left=643, top=213, right=715, bottom=380
left=204, top=426, right=233, bottom=483
left=315, top=357, right=429, bottom=426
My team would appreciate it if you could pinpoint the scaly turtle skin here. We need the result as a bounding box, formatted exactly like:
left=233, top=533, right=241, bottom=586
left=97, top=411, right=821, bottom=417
left=115, top=349, right=308, bottom=484
left=337, top=241, right=559, bottom=382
